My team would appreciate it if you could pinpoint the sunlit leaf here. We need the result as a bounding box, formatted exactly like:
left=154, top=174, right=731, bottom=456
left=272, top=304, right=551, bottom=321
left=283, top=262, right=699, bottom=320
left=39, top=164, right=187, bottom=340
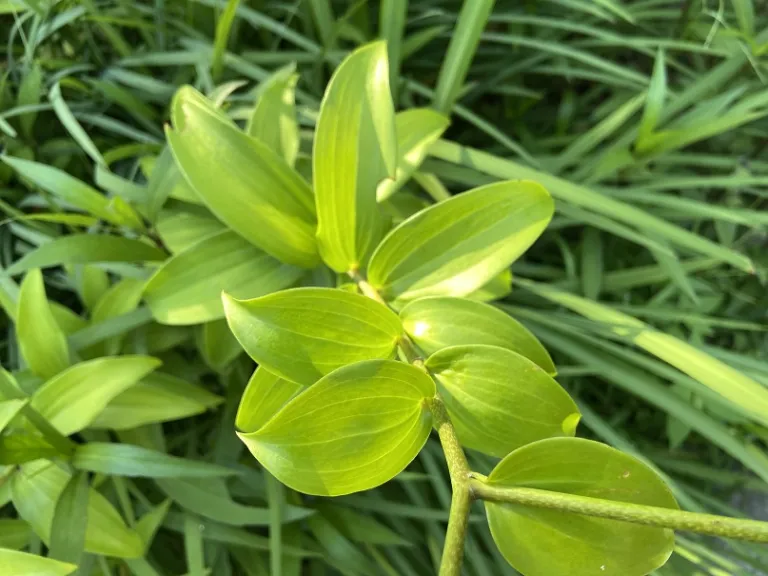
left=30, top=356, right=161, bottom=435
left=17, top=269, right=70, bottom=379
left=248, top=64, right=299, bottom=167
left=144, top=230, right=303, bottom=325
left=368, top=181, right=553, bottom=303
left=167, top=86, right=318, bottom=267
left=239, top=360, right=435, bottom=496
left=314, top=41, right=396, bottom=272
left=0, top=548, right=75, bottom=576
left=12, top=460, right=143, bottom=558
left=426, top=345, right=579, bottom=457
left=235, top=367, right=303, bottom=433
left=223, top=287, right=402, bottom=385
left=401, top=296, right=555, bottom=374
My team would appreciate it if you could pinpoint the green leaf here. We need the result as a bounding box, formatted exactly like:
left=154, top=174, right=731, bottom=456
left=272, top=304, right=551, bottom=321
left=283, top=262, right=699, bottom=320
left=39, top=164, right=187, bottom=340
left=400, top=297, right=556, bottom=374
left=87, top=278, right=145, bottom=356
left=155, top=477, right=313, bottom=527
left=90, top=371, right=222, bottom=430
left=0, top=518, right=32, bottom=550
left=0, top=548, right=75, bottom=576
left=17, top=269, right=70, bottom=379
left=136, top=499, right=172, bottom=549
left=314, top=41, right=397, bottom=272
left=0, top=156, right=142, bottom=228
left=236, top=367, right=303, bottom=433
left=368, top=181, right=554, bottom=303
left=144, top=230, right=302, bottom=325
left=223, top=287, right=403, bottom=386
left=467, top=270, right=512, bottom=302
left=167, top=86, right=318, bottom=267
left=6, top=234, right=166, bottom=276
left=377, top=109, right=450, bottom=201
left=12, top=460, right=143, bottom=558
left=636, top=49, right=666, bottom=145
left=49, top=471, right=89, bottom=564
left=49, top=82, right=105, bottom=166
left=211, top=0, right=241, bottom=80
left=484, top=437, right=678, bottom=576
left=238, top=359, right=435, bottom=496
left=17, top=62, right=43, bottom=139
left=197, top=319, right=243, bottom=371
left=0, top=399, right=26, bottom=433
left=156, top=207, right=226, bottom=254
left=247, top=64, right=299, bottom=167
left=519, top=280, right=768, bottom=428
left=426, top=345, right=579, bottom=457
left=72, top=442, right=238, bottom=478
left=432, top=0, right=496, bottom=113
left=74, top=265, right=110, bottom=310
left=30, top=356, right=161, bottom=435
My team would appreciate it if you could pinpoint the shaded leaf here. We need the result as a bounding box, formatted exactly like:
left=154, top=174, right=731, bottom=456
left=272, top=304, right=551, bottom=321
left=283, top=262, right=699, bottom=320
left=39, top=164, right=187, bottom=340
left=484, top=437, right=678, bottom=576
left=248, top=64, right=299, bottom=167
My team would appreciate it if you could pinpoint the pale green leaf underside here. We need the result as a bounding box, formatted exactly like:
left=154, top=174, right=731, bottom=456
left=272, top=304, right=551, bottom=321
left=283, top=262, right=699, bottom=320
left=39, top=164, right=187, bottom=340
left=239, top=360, right=435, bottom=496
left=485, top=437, right=678, bottom=576
left=368, top=180, right=554, bottom=303
left=223, top=287, right=403, bottom=386
left=426, top=345, right=579, bottom=457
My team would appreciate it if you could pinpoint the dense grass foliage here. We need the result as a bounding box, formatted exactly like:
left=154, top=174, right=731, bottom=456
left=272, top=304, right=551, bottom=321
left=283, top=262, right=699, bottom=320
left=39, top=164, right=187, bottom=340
left=0, top=1, right=767, bottom=574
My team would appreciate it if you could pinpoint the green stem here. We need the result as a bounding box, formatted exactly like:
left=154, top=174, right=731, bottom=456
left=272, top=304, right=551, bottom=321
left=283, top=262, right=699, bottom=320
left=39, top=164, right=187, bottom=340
left=471, top=481, right=768, bottom=543
left=430, top=398, right=472, bottom=576
left=347, top=269, right=387, bottom=305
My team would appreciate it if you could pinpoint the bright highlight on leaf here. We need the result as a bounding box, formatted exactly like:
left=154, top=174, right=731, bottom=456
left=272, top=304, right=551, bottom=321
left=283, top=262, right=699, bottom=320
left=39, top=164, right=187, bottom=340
left=223, top=287, right=403, bottom=385
left=238, top=360, right=435, bottom=496
left=400, top=296, right=555, bottom=374
left=484, top=437, right=678, bottom=576
left=368, top=181, right=554, bottom=304
left=314, top=40, right=397, bottom=272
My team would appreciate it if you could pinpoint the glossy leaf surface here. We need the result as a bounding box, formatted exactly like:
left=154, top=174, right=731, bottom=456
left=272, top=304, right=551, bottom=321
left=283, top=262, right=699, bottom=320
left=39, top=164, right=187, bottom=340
left=223, top=288, right=402, bottom=385
left=485, top=437, right=678, bottom=576
left=314, top=41, right=396, bottom=272
left=368, top=181, right=554, bottom=303
left=239, top=360, right=435, bottom=496
left=401, top=297, right=555, bottom=374
left=426, top=345, right=579, bottom=457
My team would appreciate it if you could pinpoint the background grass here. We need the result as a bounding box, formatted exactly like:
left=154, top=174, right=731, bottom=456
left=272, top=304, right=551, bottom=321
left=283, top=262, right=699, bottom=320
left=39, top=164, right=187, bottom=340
left=1, top=0, right=768, bottom=574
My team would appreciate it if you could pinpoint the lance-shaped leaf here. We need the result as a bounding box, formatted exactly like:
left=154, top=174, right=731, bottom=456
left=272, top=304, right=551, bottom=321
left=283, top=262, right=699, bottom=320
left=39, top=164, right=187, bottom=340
left=238, top=360, right=435, bottom=496
left=368, top=181, right=554, bottom=303
left=236, top=367, right=303, bottom=433
left=248, top=64, right=299, bottom=167
left=425, top=345, right=579, bottom=457
left=377, top=109, right=450, bottom=201
left=0, top=548, right=76, bottom=576
left=144, top=230, right=303, bottom=325
left=30, top=356, right=161, bottom=435
left=314, top=41, right=397, bottom=272
left=484, top=437, right=678, bottom=576
left=12, top=460, right=144, bottom=558
left=17, top=269, right=70, bottom=379
left=401, top=297, right=555, bottom=374
left=167, top=86, right=318, bottom=267
left=223, top=287, right=403, bottom=385
left=0, top=156, right=143, bottom=229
